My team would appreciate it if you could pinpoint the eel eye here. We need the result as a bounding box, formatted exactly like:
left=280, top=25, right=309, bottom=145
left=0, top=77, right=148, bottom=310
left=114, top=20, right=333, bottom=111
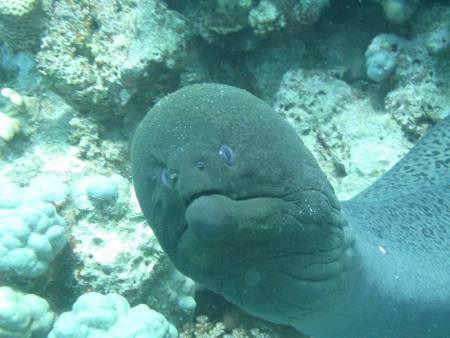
left=161, top=168, right=178, bottom=189
left=219, top=145, right=235, bottom=167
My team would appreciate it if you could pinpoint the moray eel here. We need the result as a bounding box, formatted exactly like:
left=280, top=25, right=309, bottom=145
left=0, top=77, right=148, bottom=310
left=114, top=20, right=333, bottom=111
left=131, top=83, right=450, bottom=338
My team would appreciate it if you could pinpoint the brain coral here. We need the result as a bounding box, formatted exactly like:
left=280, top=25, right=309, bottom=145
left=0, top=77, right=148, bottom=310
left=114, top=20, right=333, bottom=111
left=0, top=286, right=55, bottom=338
left=0, top=179, right=68, bottom=278
left=48, top=292, right=178, bottom=338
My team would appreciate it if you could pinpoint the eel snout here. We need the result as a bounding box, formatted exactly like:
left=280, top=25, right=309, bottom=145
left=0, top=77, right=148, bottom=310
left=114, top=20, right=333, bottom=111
left=185, top=194, right=238, bottom=242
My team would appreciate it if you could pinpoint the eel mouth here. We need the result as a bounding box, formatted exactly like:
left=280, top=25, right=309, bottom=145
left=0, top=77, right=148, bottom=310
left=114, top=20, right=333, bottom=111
left=178, top=191, right=287, bottom=245
left=176, top=190, right=227, bottom=242
left=179, top=187, right=338, bottom=243
left=185, top=189, right=222, bottom=206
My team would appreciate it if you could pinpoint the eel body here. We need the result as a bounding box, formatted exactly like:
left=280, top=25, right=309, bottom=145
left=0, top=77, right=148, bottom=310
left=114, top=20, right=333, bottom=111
left=131, top=83, right=450, bottom=338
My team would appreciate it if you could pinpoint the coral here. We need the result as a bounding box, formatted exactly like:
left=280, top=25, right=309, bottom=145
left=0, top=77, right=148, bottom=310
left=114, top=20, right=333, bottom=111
left=248, top=0, right=286, bottom=36
left=181, top=316, right=225, bottom=338
left=0, top=176, right=68, bottom=278
left=0, top=204, right=66, bottom=277
left=66, top=115, right=129, bottom=172
left=273, top=68, right=408, bottom=200
left=48, top=292, right=178, bottom=338
left=0, top=0, right=49, bottom=51
left=180, top=315, right=275, bottom=338
left=385, top=82, right=449, bottom=140
left=172, top=0, right=258, bottom=51
left=0, top=85, right=44, bottom=160
left=290, top=0, right=330, bottom=26
left=365, top=33, right=405, bottom=82
left=413, top=4, right=450, bottom=56
left=68, top=179, right=196, bottom=325
left=67, top=190, right=166, bottom=306
left=86, top=176, right=120, bottom=203
left=0, top=286, right=55, bottom=338
left=0, top=111, right=20, bottom=141
left=274, top=68, right=353, bottom=132
left=145, top=266, right=197, bottom=327
left=1, top=87, right=24, bottom=106
left=36, top=0, right=192, bottom=119
left=378, top=0, right=419, bottom=24
left=392, top=41, right=441, bottom=87
left=0, top=85, right=39, bottom=116
left=27, top=174, right=70, bottom=205
left=70, top=174, right=129, bottom=218
left=193, top=0, right=254, bottom=36
left=0, top=86, right=37, bottom=143
left=381, top=6, right=450, bottom=141
left=175, top=0, right=329, bottom=50
left=425, top=26, right=450, bottom=56
left=270, top=0, right=331, bottom=30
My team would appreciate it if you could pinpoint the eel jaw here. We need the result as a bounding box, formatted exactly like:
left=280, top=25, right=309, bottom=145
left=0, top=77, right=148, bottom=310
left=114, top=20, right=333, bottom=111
left=184, top=189, right=222, bottom=207
left=176, top=193, right=288, bottom=270
left=182, top=194, right=239, bottom=243
left=174, top=189, right=354, bottom=329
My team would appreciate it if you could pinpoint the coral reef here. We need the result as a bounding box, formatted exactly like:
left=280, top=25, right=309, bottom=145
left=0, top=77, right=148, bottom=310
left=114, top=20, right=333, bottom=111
left=413, top=4, right=450, bottom=56
left=0, top=87, right=31, bottom=144
left=365, top=33, right=405, bottom=82
left=172, top=0, right=330, bottom=50
left=145, top=266, right=196, bottom=327
left=273, top=68, right=409, bottom=199
left=36, top=0, right=192, bottom=119
left=70, top=174, right=129, bottom=218
left=0, top=179, right=67, bottom=278
left=67, top=115, right=128, bottom=172
left=170, top=0, right=259, bottom=51
left=0, top=0, right=448, bottom=337
left=194, top=0, right=254, bottom=36
left=248, top=0, right=286, bottom=36
left=0, top=286, right=54, bottom=338
left=0, top=111, right=20, bottom=141
left=180, top=315, right=274, bottom=338
left=274, top=69, right=354, bottom=131
left=48, top=292, right=178, bottom=338
left=0, top=0, right=49, bottom=51
left=377, top=0, right=419, bottom=24
left=67, top=184, right=154, bottom=302
left=285, top=0, right=331, bottom=27
left=385, top=81, right=449, bottom=140
left=375, top=4, right=450, bottom=139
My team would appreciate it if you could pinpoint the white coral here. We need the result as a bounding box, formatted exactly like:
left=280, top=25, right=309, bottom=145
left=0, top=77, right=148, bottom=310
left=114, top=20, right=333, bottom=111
left=0, top=112, right=20, bottom=141
left=0, top=201, right=67, bottom=277
left=0, top=286, right=55, bottom=338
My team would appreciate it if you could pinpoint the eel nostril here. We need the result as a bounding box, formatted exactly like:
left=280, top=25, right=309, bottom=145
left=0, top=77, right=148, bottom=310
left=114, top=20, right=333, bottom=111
left=196, top=160, right=205, bottom=170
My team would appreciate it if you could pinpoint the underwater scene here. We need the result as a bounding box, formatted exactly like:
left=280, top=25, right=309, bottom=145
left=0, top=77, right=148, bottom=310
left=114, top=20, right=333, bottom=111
left=0, top=0, right=449, bottom=337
